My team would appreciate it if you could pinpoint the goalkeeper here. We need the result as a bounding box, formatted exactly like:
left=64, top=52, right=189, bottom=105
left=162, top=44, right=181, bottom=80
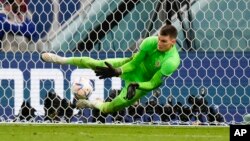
left=41, top=24, right=180, bottom=114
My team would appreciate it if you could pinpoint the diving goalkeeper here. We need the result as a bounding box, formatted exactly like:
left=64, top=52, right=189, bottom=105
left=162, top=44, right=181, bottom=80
left=41, top=24, right=180, bottom=114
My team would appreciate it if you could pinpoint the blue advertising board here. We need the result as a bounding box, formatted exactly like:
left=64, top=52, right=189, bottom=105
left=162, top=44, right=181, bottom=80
left=0, top=51, right=249, bottom=123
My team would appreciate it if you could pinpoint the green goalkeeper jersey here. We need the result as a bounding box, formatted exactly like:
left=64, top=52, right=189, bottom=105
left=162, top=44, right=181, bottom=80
left=120, top=36, right=180, bottom=91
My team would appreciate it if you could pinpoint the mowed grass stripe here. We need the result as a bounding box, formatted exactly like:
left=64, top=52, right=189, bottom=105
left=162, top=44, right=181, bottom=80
left=0, top=124, right=229, bottom=141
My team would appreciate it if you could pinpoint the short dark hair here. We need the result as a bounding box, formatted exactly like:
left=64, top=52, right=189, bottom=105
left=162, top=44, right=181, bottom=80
left=159, top=24, right=178, bottom=39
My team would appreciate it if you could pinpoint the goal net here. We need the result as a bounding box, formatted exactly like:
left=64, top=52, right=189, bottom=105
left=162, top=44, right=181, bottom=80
left=0, top=0, right=249, bottom=124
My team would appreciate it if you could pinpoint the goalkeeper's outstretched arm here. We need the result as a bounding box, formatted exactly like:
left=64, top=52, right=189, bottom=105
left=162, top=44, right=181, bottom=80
left=125, top=71, right=163, bottom=100
left=137, top=70, right=164, bottom=91
left=94, top=50, right=146, bottom=79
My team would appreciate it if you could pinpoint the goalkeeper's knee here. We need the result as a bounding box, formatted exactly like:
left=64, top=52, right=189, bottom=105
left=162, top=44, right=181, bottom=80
left=99, top=102, right=118, bottom=114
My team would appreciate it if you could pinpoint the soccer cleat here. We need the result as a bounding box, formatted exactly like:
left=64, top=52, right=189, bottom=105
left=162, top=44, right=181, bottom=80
left=41, top=52, right=66, bottom=64
left=76, top=99, right=94, bottom=109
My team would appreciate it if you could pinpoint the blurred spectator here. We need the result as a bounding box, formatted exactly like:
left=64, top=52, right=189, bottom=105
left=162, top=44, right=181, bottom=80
left=152, top=89, right=163, bottom=117
left=173, top=101, right=182, bottom=120
left=171, top=100, right=193, bottom=123
left=161, top=94, right=175, bottom=122
left=161, top=104, right=173, bottom=122
left=187, top=94, right=208, bottom=122
left=145, top=97, right=156, bottom=117
left=0, top=0, right=44, bottom=52
left=187, top=88, right=224, bottom=124
left=113, top=108, right=126, bottom=123
left=43, top=90, right=74, bottom=123
left=167, top=94, right=174, bottom=106
left=243, top=114, right=250, bottom=124
left=145, top=96, right=162, bottom=122
left=91, top=109, right=106, bottom=123
left=207, top=105, right=224, bottom=124
left=199, top=86, right=207, bottom=97
left=13, top=100, right=36, bottom=122
left=179, top=105, right=192, bottom=122
left=153, top=88, right=161, bottom=98
left=127, top=100, right=144, bottom=122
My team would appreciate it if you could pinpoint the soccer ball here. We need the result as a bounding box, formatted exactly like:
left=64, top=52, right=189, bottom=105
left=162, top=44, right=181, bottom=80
left=71, top=76, right=93, bottom=99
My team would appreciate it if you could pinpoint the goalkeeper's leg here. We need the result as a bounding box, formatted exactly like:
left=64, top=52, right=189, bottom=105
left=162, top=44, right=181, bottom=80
left=41, top=52, right=132, bottom=69
left=76, top=87, right=147, bottom=114
left=41, top=52, right=67, bottom=64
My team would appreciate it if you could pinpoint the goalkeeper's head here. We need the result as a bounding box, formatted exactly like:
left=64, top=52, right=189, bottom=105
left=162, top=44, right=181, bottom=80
left=157, top=24, right=178, bottom=52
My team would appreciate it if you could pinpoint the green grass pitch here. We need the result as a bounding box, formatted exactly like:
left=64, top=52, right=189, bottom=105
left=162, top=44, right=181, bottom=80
left=0, top=123, right=229, bottom=141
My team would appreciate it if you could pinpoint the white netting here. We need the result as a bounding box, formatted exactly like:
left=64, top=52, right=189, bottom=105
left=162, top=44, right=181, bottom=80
left=0, top=0, right=249, bottom=124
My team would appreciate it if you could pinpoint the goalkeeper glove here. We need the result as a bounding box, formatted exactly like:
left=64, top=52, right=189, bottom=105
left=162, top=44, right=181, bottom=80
left=95, top=62, right=122, bottom=79
left=125, top=83, right=139, bottom=100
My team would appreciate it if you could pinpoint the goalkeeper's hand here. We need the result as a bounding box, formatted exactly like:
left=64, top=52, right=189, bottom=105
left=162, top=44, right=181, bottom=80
left=125, top=83, right=139, bottom=100
left=95, top=62, right=122, bottom=79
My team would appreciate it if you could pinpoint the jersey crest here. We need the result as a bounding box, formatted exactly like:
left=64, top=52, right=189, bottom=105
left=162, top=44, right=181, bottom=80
left=155, top=61, right=161, bottom=67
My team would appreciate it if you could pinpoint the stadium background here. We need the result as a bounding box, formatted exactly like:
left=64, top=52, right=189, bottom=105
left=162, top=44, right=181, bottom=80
left=0, top=0, right=249, bottom=124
